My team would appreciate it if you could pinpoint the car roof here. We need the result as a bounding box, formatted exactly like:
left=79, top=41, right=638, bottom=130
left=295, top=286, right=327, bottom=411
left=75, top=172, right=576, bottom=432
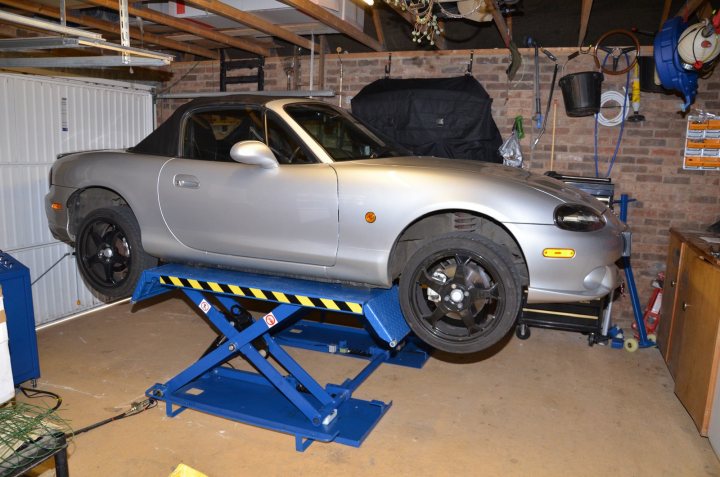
left=132, top=94, right=310, bottom=157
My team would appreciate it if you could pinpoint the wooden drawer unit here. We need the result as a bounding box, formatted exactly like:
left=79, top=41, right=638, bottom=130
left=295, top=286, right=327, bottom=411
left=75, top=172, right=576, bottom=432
left=657, top=229, right=720, bottom=435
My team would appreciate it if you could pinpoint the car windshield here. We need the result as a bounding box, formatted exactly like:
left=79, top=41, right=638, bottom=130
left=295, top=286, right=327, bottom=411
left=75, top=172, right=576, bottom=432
left=284, top=103, right=411, bottom=161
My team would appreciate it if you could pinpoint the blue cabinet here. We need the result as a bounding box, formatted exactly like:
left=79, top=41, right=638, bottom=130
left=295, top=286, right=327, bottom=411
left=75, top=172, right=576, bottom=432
left=0, top=251, right=40, bottom=385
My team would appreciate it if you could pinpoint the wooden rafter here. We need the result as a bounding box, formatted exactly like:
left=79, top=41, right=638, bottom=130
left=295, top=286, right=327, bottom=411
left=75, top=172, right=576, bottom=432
left=676, top=0, right=709, bottom=20
left=0, top=0, right=219, bottom=59
left=182, top=0, right=316, bottom=51
left=578, top=0, right=593, bottom=48
left=371, top=8, right=385, bottom=48
left=80, top=0, right=271, bottom=57
left=276, top=0, right=384, bottom=51
left=383, top=3, right=447, bottom=50
left=659, top=0, right=672, bottom=30
left=487, top=0, right=511, bottom=48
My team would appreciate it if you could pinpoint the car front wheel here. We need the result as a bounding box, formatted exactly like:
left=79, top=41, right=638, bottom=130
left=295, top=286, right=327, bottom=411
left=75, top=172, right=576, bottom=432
left=399, top=233, right=522, bottom=354
left=76, top=206, right=157, bottom=300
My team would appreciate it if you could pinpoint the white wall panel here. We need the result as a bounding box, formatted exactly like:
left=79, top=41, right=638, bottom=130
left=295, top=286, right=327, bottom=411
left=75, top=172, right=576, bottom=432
left=0, top=73, right=153, bottom=325
left=9, top=243, right=102, bottom=323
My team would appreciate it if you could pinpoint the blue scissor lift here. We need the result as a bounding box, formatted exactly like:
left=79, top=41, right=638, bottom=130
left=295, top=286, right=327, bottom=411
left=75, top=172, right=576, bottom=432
left=132, top=264, right=429, bottom=451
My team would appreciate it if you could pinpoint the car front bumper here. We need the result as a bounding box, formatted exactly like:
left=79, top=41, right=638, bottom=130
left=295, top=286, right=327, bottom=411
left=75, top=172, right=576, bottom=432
left=507, top=215, right=626, bottom=304
left=45, top=185, right=76, bottom=243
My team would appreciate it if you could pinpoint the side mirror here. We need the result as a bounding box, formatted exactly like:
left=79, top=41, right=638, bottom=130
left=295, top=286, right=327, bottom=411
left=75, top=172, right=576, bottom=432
left=229, top=140, right=279, bottom=169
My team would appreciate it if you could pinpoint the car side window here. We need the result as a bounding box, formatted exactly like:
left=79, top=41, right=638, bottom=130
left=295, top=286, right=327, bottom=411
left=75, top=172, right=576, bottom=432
left=181, top=107, right=265, bottom=161
left=265, top=111, right=316, bottom=165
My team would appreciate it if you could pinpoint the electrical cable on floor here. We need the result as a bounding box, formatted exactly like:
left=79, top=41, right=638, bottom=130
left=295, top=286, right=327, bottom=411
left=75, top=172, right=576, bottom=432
left=18, top=385, right=157, bottom=437
left=18, top=386, right=62, bottom=412
left=69, top=398, right=157, bottom=437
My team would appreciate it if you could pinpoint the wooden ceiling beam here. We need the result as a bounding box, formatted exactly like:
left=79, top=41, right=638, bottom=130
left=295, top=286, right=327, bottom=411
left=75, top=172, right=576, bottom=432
left=578, top=0, right=593, bottom=48
left=676, top=0, right=709, bottom=21
left=0, top=0, right=219, bottom=59
left=276, top=0, right=383, bottom=51
left=488, top=0, right=511, bottom=48
left=182, top=0, right=316, bottom=51
left=659, top=0, right=672, bottom=30
left=80, top=0, right=271, bottom=57
left=371, top=8, right=385, bottom=48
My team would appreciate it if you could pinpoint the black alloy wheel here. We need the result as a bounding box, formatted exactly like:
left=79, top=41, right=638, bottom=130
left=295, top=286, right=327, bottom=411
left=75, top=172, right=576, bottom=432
left=76, top=207, right=156, bottom=300
left=399, top=233, right=522, bottom=354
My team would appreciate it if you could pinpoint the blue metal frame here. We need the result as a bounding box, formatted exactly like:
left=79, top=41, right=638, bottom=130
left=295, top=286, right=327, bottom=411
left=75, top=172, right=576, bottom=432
left=0, top=250, right=40, bottom=386
left=132, top=264, right=428, bottom=451
left=617, top=194, right=655, bottom=349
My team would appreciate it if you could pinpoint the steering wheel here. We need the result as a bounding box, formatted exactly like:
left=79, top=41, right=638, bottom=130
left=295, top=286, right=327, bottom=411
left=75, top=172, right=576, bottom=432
left=593, top=29, right=640, bottom=75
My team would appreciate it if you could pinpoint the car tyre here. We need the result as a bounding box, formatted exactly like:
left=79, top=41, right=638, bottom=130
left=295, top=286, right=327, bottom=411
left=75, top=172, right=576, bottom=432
left=399, top=233, right=522, bottom=354
left=76, top=206, right=157, bottom=300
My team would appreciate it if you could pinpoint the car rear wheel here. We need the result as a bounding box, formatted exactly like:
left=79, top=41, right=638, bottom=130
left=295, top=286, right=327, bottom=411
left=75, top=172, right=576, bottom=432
left=399, top=233, right=522, bottom=354
left=76, top=207, right=157, bottom=300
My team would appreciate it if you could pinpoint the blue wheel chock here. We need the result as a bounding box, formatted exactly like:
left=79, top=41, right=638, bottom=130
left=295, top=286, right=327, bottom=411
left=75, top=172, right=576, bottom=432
left=131, top=264, right=429, bottom=451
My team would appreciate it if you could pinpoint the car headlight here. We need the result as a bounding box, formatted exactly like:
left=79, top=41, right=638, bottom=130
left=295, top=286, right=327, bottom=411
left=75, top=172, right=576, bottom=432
left=554, top=204, right=605, bottom=232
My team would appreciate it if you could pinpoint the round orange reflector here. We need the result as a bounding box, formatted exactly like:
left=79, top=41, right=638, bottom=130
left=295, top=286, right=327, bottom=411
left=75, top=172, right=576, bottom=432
left=543, top=248, right=575, bottom=258
left=51, top=202, right=63, bottom=210
left=365, top=212, right=376, bottom=223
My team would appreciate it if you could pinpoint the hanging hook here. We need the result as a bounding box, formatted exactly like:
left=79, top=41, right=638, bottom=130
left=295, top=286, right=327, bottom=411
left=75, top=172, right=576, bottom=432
left=466, top=51, right=474, bottom=75
left=385, top=53, right=392, bottom=79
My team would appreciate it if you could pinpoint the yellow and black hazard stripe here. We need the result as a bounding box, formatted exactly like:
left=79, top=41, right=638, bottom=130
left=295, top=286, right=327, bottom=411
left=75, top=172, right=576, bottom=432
left=159, top=275, right=363, bottom=315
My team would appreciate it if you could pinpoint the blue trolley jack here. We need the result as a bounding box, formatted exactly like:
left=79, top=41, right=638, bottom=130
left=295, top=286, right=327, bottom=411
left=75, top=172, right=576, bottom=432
left=131, top=264, right=429, bottom=451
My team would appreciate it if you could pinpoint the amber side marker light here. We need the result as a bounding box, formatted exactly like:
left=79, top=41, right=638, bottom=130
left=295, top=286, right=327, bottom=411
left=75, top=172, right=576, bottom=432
left=365, top=212, right=376, bottom=223
left=51, top=202, right=63, bottom=211
left=543, top=248, right=575, bottom=258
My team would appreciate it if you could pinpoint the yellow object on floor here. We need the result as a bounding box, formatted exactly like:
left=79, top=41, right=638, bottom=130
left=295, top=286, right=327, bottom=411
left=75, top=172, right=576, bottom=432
left=169, top=463, right=208, bottom=477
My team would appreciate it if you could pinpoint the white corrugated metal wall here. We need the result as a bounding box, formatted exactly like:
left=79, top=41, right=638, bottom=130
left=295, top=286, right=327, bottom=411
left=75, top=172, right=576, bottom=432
left=0, top=73, right=154, bottom=325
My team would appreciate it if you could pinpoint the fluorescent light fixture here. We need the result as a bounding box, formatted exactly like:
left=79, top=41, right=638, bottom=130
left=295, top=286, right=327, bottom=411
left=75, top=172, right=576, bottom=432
left=0, top=56, right=171, bottom=68
left=0, top=9, right=102, bottom=40
left=77, top=38, right=174, bottom=63
left=0, top=37, right=80, bottom=51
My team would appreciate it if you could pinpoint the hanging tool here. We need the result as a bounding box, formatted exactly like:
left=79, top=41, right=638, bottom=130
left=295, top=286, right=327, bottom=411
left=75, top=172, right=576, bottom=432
left=528, top=37, right=542, bottom=130
left=549, top=100, right=557, bottom=170
left=627, top=62, right=645, bottom=122
left=528, top=38, right=559, bottom=148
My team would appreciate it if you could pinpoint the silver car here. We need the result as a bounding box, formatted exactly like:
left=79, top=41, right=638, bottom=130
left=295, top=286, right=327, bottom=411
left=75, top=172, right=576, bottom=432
left=45, top=95, right=626, bottom=354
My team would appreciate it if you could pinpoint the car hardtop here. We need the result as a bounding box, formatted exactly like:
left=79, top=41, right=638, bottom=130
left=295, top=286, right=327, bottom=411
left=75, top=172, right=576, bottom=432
left=131, top=94, right=315, bottom=157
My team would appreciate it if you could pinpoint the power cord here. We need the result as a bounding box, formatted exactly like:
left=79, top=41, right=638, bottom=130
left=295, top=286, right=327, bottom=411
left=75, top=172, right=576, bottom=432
left=17, top=386, right=157, bottom=437
left=70, top=398, right=157, bottom=437
left=18, top=386, right=62, bottom=413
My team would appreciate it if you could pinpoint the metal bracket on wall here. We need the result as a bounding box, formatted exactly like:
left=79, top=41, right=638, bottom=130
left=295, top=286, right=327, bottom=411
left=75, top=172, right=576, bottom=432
left=220, top=53, right=265, bottom=92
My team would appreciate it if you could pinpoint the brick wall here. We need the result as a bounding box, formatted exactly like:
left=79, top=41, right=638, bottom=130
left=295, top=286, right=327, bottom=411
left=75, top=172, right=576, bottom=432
left=157, top=49, right=720, bottom=326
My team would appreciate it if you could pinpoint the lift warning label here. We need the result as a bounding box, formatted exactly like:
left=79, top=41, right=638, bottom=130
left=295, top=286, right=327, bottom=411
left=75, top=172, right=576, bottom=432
left=198, top=299, right=212, bottom=315
left=263, top=312, right=278, bottom=328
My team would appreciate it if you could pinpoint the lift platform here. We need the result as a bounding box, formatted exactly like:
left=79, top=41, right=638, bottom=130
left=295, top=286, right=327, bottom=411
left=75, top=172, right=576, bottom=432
left=131, top=264, right=429, bottom=451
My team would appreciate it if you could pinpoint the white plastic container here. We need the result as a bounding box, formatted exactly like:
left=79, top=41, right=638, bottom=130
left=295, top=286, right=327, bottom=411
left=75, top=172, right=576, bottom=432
left=0, top=293, right=15, bottom=404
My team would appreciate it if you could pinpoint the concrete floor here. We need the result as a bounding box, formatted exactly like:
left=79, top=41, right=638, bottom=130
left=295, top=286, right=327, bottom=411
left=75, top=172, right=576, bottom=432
left=20, top=293, right=720, bottom=477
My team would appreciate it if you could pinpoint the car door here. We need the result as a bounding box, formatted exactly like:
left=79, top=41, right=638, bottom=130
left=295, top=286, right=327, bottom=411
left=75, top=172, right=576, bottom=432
left=157, top=106, right=339, bottom=266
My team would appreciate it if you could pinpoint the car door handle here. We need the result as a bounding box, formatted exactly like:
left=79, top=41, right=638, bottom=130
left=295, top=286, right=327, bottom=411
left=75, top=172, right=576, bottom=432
left=173, top=174, right=199, bottom=189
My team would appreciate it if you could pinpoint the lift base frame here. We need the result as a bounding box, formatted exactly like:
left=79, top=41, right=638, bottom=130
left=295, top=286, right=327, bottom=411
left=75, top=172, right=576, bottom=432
left=132, top=264, right=429, bottom=451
